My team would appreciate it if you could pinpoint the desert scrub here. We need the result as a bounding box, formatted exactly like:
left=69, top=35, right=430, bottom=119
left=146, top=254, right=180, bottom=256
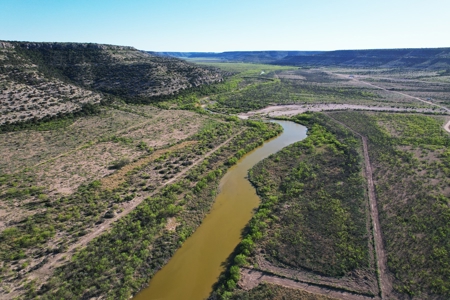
left=29, top=120, right=282, bottom=299
left=213, top=113, right=371, bottom=298
left=249, top=119, right=368, bottom=276
left=329, top=111, right=450, bottom=299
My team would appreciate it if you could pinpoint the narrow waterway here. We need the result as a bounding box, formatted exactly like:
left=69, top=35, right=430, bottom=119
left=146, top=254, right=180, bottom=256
left=133, top=121, right=308, bottom=300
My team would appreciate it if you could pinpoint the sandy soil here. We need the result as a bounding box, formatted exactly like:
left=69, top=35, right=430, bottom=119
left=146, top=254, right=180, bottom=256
left=444, top=120, right=450, bottom=133
left=165, top=217, right=179, bottom=232
left=100, top=140, right=197, bottom=190
left=237, top=104, right=439, bottom=119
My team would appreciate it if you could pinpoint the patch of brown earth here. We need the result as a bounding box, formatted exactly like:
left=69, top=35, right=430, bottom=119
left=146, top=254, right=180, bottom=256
left=35, top=141, right=146, bottom=196
left=238, top=104, right=441, bottom=120
left=165, top=217, right=179, bottom=232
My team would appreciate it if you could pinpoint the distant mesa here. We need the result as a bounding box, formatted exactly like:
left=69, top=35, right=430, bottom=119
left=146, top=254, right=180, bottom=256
left=149, top=50, right=323, bottom=64
left=152, top=48, right=450, bottom=69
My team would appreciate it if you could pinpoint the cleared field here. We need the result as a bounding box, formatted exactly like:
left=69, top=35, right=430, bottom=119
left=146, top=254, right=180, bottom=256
left=330, top=69, right=450, bottom=110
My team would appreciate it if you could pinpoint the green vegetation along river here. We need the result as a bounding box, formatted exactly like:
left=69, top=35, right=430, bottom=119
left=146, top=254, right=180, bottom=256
left=133, top=120, right=308, bottom=300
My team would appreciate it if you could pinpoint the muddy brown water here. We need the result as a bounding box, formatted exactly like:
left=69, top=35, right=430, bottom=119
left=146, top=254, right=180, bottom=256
left=133, top=121, right=308, bottom=300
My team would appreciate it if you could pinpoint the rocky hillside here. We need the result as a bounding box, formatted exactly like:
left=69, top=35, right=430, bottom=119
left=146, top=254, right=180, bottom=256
left=0, top=41, right=222, bottom=125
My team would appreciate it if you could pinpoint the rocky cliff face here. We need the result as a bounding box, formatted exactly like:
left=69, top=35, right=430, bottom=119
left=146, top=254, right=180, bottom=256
left=0, top=41, right=223, bottom=124
left=0, top=42, right=14, bottom=49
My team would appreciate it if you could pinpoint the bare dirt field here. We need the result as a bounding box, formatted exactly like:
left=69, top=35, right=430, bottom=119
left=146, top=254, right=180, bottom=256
left=237, top=103, right=441, bottom=119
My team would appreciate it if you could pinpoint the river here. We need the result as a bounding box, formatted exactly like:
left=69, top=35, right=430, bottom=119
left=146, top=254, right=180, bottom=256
left=133, top=120, right=308, bottom=300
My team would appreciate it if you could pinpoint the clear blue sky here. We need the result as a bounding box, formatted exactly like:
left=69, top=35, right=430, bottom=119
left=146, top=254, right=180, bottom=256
left=1, top=0, right=449, bottom=52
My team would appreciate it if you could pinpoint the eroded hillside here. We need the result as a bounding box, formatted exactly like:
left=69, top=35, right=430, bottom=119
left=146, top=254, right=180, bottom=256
left=0, top=41, right=223, bottom=125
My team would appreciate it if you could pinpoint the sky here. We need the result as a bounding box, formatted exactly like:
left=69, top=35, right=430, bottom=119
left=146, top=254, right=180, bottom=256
left=1, top=0, right=449, bottom=52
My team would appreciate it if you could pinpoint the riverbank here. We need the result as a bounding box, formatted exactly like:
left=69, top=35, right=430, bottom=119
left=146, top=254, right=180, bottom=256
left=134, top=121, right=308, bottom=300
left=237, top=104, right=445, bottom=119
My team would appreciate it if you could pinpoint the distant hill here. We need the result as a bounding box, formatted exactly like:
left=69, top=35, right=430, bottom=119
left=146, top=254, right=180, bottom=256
left=153, top=48, right=450, bottom=69
left=276, top=48, right=450, bottom=69
left=149, top=51, right=323, bottom=63
left=0, top=41, right=222, bottom=125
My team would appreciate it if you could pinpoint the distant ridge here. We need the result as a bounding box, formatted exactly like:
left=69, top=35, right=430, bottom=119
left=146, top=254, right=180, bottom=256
left=277, top=48, right=450, bottom=69
left=152, top=48, right=450, bottom=69
left=149, top=51, right=323, bottom=63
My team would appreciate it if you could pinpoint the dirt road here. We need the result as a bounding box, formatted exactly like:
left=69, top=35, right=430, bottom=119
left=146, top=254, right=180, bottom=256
left=444, top=120, right=450, bottom=133
left=331, top=71, right=450, bottom=134
left=240, top=268, right=377, bottom=300
left=330, top=72, right=450, bottom=113
left=325, top=115, right=392, bottom=299
left=237, top=104, right=439, bottom=119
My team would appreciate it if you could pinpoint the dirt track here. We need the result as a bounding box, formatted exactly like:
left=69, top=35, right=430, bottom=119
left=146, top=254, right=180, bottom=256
left=330, top=72, right=450, bottom=114
left=240, top=268, right=376, bottom=300
left=444, top=120, right=450, bottom=133
left=8, top=129, right=245, bottom=300
left=331, top=72, right=450, bottom=135
left=325, top=115, right=392, bottom=299
left=253, top=255, right=378, bottom=297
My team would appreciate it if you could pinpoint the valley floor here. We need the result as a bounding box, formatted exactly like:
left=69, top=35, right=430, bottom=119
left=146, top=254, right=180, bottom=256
left=2, top=63, right=449, bottom=299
